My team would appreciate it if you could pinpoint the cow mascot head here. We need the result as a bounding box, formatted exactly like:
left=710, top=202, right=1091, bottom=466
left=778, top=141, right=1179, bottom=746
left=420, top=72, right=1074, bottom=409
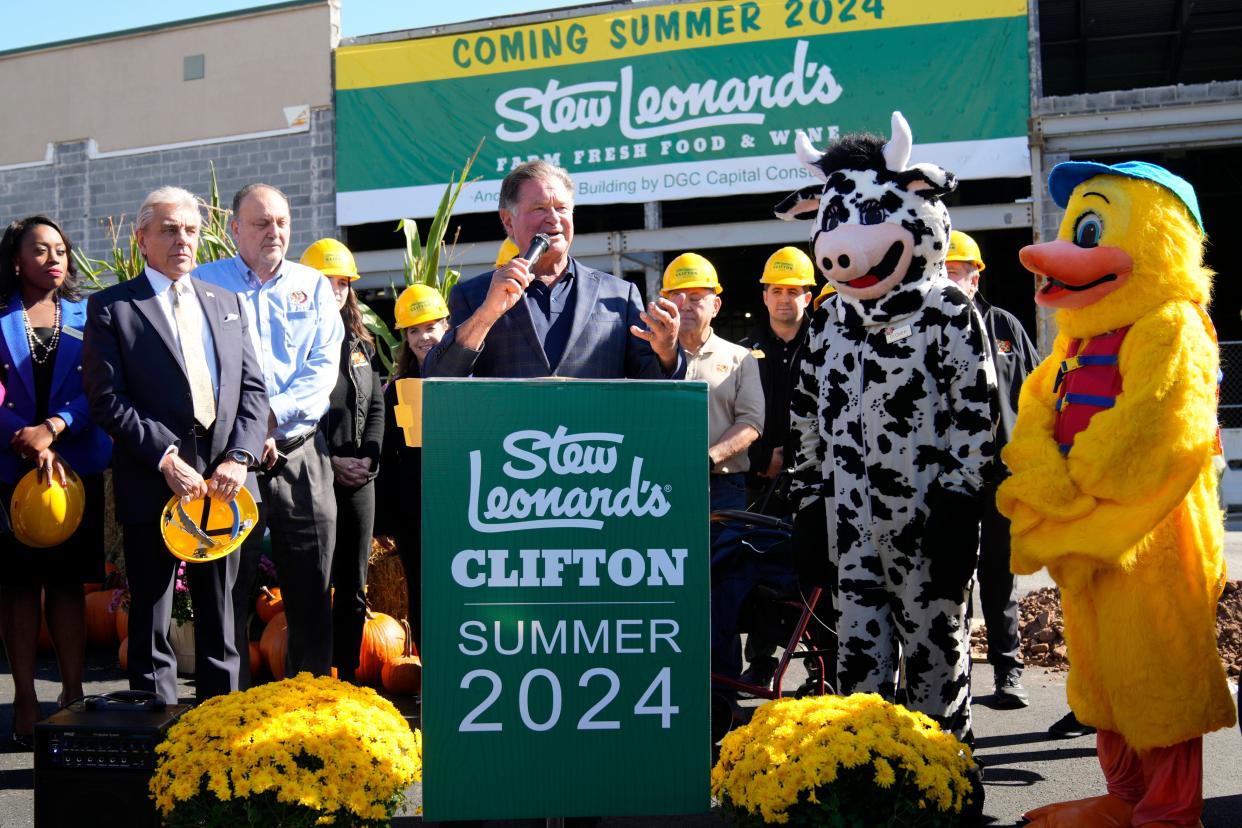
left=776, top=111, right=957, bottom=324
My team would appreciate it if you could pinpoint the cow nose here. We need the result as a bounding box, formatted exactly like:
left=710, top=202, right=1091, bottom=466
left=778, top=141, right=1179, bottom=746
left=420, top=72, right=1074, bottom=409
left=820, top=255, right=852, bottom=271
left=817, top=239, right=868, bottom=280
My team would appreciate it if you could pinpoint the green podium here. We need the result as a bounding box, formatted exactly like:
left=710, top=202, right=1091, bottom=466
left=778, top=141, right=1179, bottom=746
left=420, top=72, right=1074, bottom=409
left=421, top=379, right=709, bottom=821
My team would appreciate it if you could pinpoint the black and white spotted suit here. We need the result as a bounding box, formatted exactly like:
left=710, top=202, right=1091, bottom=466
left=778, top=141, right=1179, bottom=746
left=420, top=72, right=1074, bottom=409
left=780, top=123, right=999, bottom=742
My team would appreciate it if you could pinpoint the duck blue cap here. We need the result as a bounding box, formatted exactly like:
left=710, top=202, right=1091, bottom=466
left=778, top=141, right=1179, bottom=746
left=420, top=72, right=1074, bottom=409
left=1048, top=160, right=1203, bottom=232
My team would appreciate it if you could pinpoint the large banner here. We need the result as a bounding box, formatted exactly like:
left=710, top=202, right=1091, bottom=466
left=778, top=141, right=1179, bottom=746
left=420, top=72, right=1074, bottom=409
left=420, top=379, right=709, bottom=821
left=336, top=0, right=1030, bottom=224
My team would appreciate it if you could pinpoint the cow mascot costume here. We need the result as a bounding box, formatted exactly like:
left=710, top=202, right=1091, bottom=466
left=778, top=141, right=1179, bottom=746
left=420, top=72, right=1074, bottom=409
left=999, top=161, right=1235, bottom=828
left=778, top=111, right=998, bottom=748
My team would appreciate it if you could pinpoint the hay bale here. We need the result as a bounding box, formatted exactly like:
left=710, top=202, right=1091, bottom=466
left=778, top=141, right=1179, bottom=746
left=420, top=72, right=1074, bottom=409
left=367, top=536, right=408, bottom=622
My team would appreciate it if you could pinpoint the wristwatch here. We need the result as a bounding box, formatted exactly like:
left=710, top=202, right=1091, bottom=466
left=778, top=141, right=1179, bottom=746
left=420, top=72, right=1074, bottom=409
left=226, top=449, right=251, bottom=466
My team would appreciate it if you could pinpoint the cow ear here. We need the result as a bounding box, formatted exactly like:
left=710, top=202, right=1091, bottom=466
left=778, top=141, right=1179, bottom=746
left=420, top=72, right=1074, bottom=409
left=896, top=164, right=957, bottom=200
left=775, top=185, right=822, bottom=221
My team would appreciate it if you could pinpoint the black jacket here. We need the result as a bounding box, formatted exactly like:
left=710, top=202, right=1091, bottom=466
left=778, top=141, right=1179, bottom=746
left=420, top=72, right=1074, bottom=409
left=739, top=317, right=810, bottom=477
left=322, top=332, right=384, bottom=474
left=374, top=363, right=422, bottom=539
left=975, top=296, right=1038, bottom=447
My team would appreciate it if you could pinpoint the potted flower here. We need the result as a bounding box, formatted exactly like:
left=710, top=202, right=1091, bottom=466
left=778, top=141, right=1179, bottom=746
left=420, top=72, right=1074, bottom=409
left=712, top=693, right=977, bottom=827
left=163, top=561, right=196, bottom=673
left=151, top=673, right=421, bottom=826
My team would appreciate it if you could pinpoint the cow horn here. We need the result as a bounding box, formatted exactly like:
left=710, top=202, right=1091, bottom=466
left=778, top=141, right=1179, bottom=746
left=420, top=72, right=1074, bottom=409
left=794, top=130, right=827, bottom=180
left=882, top=111, right=912, bottom=172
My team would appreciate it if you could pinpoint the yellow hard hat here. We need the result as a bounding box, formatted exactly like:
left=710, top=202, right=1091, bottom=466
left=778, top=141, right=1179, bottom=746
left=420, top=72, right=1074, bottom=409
left=662, top=252, right=721, bottom=294
left=761, top=247, right=815, bottom=286
left=161, top=487, right=258, bottom=563
left=813, top=282, right=837, bottom=311
left=300, top=238, right=359, bottom=281
left=394, top=283, right=449, bottom=329
left=10, top=468, right=85, bottom=548
left=946, top=231, right=985, bottom=271
left=495, top=238, right=521, bottom=268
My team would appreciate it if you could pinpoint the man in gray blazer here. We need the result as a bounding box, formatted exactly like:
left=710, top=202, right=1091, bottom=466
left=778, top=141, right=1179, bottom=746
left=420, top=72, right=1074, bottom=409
left=83, top=186, right=268, bottom=704
left=424, top=161, right=683, bottom=378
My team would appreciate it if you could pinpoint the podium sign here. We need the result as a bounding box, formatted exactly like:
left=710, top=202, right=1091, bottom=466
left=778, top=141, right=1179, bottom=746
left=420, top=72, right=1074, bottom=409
left=422, top=380, right=709, bottom=821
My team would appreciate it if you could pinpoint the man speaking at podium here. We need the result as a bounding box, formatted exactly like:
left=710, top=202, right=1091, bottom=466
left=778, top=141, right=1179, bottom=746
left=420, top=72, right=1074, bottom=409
left=423, top=161, right=684, bottom=379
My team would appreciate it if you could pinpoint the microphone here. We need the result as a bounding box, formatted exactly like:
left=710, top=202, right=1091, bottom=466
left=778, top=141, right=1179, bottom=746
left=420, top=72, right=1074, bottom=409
left=523, top=233, right=551, bottom=264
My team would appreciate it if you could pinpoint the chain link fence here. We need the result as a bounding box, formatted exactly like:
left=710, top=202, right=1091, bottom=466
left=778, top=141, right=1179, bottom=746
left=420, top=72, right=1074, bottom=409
left=1223, top=341, right=1242, bottom=430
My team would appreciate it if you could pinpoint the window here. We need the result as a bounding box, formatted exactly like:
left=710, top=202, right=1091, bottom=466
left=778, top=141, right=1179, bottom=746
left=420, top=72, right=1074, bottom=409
left=183, top=54, right=205, bottom=81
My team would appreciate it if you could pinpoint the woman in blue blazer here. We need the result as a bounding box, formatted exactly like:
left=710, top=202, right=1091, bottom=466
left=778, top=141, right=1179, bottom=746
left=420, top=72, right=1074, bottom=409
left=0, top=216, right=111, bottom=748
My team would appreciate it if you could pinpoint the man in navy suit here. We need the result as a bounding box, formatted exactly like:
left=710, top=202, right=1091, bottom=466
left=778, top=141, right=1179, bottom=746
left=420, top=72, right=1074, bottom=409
left=83, top=186, right=268, bottom=704
left=424, top=161, right=684, bottom=378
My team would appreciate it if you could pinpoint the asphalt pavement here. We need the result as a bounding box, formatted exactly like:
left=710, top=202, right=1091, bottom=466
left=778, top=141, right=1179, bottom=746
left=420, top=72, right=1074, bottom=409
left=2, top=529, right=1240, bottom=826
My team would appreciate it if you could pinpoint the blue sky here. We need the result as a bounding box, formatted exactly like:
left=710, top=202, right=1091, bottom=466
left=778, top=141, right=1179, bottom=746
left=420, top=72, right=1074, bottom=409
left=0, top=0, right=592, bottom=51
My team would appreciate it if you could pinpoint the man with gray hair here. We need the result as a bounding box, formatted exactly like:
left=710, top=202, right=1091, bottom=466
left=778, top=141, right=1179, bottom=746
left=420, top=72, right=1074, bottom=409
left=194, top=183, right=343, bottom=682
left=424, top=160, right=683, bottom=378
left=83, top=186, right=268, bottom=703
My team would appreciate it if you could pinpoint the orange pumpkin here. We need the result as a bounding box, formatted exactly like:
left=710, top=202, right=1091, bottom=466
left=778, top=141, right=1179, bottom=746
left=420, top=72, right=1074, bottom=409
left=249, top=640, right=264, bottom=679
left=260, top=612, right=289, bottom=680
left=114, top=605, right=129, bottom=640
left=85, top=561, right=116, bottom=594
left=118, top=637, right=129, bottom=671
left=85, top=590, right=118, bottom=647
left=357, top=610, right=405, bottom=686
left=256, top=586, right=283, bottom=623
left=381, top=619, right=422, bottom=695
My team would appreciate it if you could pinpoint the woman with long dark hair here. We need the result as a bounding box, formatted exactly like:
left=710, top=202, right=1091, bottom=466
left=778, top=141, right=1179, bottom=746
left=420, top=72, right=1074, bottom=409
left=303, top=239, right=384, bottom=683
left=375, top=283, right=449, bottom=655
left=0, top=216, right=111, bottom=747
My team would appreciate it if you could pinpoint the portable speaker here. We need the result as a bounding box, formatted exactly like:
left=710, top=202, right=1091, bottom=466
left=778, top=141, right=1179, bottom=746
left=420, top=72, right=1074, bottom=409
left=34, top=701, right=189, bottom=827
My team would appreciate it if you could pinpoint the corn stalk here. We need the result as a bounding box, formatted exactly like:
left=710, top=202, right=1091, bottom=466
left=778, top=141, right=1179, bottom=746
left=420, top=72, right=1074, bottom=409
left=72, top=216, right=145, bottom=288
left=197, top=161, right=237, bottom=264
left=367, top=140, right=483, bottom=374
left=74, top=162, right=236, bottom=288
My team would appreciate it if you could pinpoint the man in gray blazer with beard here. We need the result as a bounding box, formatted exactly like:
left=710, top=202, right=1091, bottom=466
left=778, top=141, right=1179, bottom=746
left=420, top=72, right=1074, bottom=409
left=83, top=186, right=268, bottom=704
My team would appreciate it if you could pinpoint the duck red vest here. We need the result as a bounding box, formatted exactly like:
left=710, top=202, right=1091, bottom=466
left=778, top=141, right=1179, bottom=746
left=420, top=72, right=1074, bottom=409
left=1053, top=327, right=1129, bottom=455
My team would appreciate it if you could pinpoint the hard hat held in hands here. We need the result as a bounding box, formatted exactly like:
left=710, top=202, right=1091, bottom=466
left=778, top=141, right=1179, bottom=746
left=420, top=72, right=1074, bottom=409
left=10, top=467, right=85, bottom=548
left=161, top=487, right=258, bottom=563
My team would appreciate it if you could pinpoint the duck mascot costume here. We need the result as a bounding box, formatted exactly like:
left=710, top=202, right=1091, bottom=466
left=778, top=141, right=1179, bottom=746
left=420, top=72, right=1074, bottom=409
left=998, top=161, right=1235, bottom=827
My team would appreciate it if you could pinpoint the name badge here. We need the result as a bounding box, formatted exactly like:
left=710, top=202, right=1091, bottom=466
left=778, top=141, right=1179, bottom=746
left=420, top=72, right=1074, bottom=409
left=884, top=325, right=912, bottom=344
left=62, top=325, right=84, bottom=340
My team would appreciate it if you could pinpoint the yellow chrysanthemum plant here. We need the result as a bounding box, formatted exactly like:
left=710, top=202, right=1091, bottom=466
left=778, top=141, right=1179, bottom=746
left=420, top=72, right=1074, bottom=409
left=151, top=674, right=422, bottom=827
left=712, top=693, right=977, bottom=827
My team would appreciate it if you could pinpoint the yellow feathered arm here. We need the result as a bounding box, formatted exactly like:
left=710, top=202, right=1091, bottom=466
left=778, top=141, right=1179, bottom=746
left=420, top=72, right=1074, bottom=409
left=996, top=337, right=1094, bottom=536
left=998, top=301, right=1217, bottom=573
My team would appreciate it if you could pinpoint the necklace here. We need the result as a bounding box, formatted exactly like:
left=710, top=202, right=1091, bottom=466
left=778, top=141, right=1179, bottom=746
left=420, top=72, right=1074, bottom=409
left=23, top=300, right=61, bottom=365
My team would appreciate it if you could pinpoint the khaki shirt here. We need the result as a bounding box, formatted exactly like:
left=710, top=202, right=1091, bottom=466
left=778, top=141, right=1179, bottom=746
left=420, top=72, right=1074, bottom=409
left=685, top=330, right=764, bottom=474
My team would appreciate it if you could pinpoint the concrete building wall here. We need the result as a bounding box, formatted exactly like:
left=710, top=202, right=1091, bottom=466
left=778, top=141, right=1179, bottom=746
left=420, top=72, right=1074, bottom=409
left=0, top=0, right=335, bottom=166
left=1033, top=79, right=1242, bottom=241
left=0, top=107, right=337, bottom=262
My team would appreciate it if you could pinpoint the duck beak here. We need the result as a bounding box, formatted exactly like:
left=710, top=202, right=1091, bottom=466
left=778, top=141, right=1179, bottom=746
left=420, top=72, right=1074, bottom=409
left=1019, top=240, right=1133, bottom=308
